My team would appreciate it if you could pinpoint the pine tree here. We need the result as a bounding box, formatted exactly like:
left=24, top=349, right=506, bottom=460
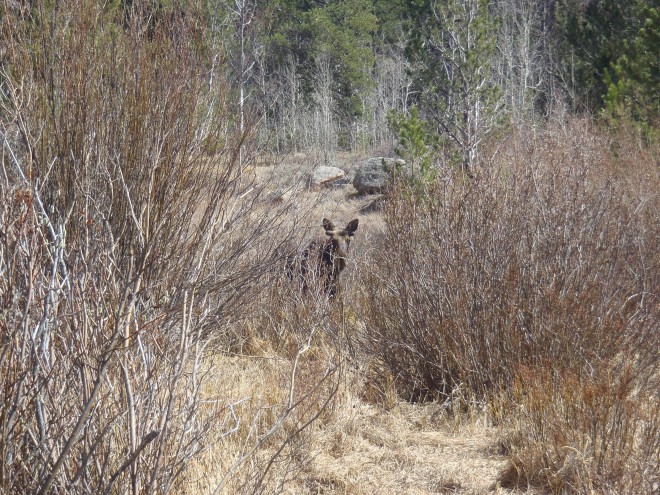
left=409, top=0, right=502, bottom=176
left=605, top=6, right=660, bottom=136
left=553, top=0, right=649, bottom=111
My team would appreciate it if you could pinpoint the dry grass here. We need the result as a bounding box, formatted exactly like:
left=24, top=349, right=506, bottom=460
left=182, top=349, right=514, bottom=495
left=290, top=400, right=509, bottom=495
left=178, top=352, right=291, bottom=493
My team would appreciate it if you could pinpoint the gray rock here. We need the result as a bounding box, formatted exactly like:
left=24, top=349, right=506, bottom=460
left=309, top=166, right=346, bottom=187
left=352, top=157, right=405, bottom=195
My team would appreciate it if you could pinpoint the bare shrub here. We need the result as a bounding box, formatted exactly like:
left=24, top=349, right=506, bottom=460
left=357, top=119, right=659, bottom=399
left=0, top=1, right=304, bottom=493
left=499, top=363, right=659, bottom=493
left=355, top=118, right=659, bottom=491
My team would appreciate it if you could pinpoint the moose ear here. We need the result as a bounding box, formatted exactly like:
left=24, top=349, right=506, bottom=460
left=322, top=218, right=336, bottom=231
left=345, top=219, right=359, bottom=234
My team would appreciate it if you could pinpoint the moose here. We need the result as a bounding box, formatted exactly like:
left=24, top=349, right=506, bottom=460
left=287, top=218, right=359, bottom=298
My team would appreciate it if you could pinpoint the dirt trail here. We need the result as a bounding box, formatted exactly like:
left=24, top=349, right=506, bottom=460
left=300, top=401, right=511, bottom=494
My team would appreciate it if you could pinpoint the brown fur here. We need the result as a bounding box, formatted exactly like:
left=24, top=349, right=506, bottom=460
left=288, top=218, right=359, bottom=297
